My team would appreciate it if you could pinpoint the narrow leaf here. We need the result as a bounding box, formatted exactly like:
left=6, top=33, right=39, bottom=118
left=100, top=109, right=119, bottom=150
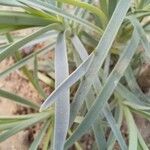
left=0, top=23, right=61, bottom=62
left=65, top=30, right=140, bottom=149
left=53, top=32, right=70, bottom=150
left=29, top=121, right=50, bottom=150
left=0, top=43, right=55, bottom=79
left=40, top=0, right=131, bottom=111
left=128, top=15, right=150, bottom=58
left=0, top=112, right=51, bottom=142
left=0, top=89, right=39, bottom=110
left=124, top=107, right=138, bottom=150
left=18, top=0, right=102, bottom=34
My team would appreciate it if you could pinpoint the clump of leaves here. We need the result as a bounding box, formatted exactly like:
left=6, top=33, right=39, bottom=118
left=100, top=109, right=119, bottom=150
left=0, top=0, right=150, bottom=149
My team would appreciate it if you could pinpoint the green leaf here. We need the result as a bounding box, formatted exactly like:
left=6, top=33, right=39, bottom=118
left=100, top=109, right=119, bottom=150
left=29, top=121, right=50, bottom=150
left=0, top=111, right=52, bottom=142
left=64, top=30, right=140, bottom=149
left=0, top=23, right=61, bottom=62
left=71, top=35, right=107, bottom=150
left=107, top=105, right=123, bottom=150
left=137, top=129, right=149, bottom=150
left=124, top=101, right=150, bottom=110
left=33, top=54, right=47, bottom=98
left=0, top=0, right=21, bottom=7
left=40, top=0, right=131, bottom=112
left=0, top=43, right=55, bottom=79
left=70, top=0, right=131, bottom=125
left=0, top=121, right=23, bottom=131
left=124, top=107, right=138, bottom=150
left=40, top=52, right=93, bottom=109
left=127, top=15, right=150, bottom=58
left=0, top=113, right=44, bottom=123
left=0, top=89, right=39, bottom=110
left=18, top=0, right=103, bottom=34
left=103, top=106, right=126, bottom=150
left=125, top=66, right=150, bottom=103
left=0, top=11, right=54, bottom=27
left=53, top=32, right=70, bottom=150
left=132, top=109, right=150, bottom=120
left=57, top=0, right=107, bottom=28
left=116, top=83, right=150, bottom=108
left=108, top=0, right=118, bottom=18
left=23, top=5, right=58, bottom=22
left=99, top=0, right=108, bottom=17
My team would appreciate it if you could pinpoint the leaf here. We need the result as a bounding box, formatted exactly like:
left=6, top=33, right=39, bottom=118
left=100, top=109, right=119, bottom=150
left=116, top=83, right=150, bottom=108
left=64, top=30, right=140, bottom=149
left=23, top=5, right=58, bottom=22
left=127, top=15, right=150, bottom=58
left=132, top=109, right=150, bottom=120
left=33, top=54, right=47, bottom=98
left=0, top=121, right=23, bottom=131
left=40, top=0, right=131, bottom=111
left=125, top=66, right=150, bottom=103
left=70, top=0, right=131, bottom=125
left=70, top=30, right=126, bottom=150
left=0, top=0, right=21, bottom=7
left=29, top=121, right=50, bottom=150
left=40, top=53, right=94, bottom=110
left=71, top=0, right=93, bottom=30
left=108, top=0, right=118, bottom=18
left=0, top=44, right=10, bottom=51
left=57, top=0, right=107, bottom=28
left=0, top=89, right=39, bottom=110
left=53, top=32, right=70, bottom=150
left=124, top=107, right=138, bottom=150
left=46, top=0, right=56, bottom=5
left=0, top=23, right=61, bottom=62
left=18, top=0, right=102, bottom=34
left=99, top=0, right=108, bottom=17
left=0, top=10, right=54, bottom=27
left=137, top=129, right=149, bottom=150
left=107, top=106, right=123, bottom=150
left=71, top=35, right=107, bottom=149
left=103, top=106, right=127, bottom=150
left=0, top=113, right=44, bottom=123
left=0, top=111, right=51, bottom=142
left=0, top=43, right=55, bottom=79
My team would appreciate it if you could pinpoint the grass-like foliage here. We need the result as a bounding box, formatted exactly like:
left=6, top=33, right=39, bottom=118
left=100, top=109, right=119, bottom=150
left=0, top=0, right=150, bottom=149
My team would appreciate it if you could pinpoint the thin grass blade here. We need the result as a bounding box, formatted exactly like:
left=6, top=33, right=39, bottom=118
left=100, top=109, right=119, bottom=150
left=0, top=89, right=39, bottom=110
left=29, top=121, right=50, bottom=150
left=0, top=112, right=51, bottom=142
left=33, top=54, right=47, bottom=98
left=103, top=105, right=127, bottom=150
left=124, top=107, right=138, bottom=150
